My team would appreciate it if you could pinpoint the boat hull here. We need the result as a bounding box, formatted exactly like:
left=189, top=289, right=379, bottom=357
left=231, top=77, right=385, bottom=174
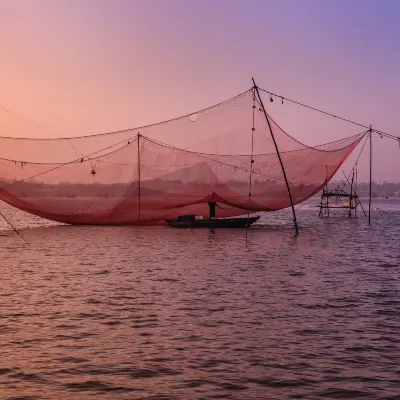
left=165, top=216, right=260, bottom=228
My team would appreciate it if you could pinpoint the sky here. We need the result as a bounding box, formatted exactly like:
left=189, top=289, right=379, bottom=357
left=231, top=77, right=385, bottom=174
left=0, top=0, right=399, bottom=182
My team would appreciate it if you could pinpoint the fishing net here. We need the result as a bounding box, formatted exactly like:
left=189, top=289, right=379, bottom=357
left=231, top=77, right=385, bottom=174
left=0, top=89, right=365, bottom=225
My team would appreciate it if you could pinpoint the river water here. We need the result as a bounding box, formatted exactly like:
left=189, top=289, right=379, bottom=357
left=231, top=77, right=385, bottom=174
left=1, top=199, right=400, bottom=399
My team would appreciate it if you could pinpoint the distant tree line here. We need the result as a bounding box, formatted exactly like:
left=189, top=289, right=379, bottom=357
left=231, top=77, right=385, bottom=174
left=330, top=181, right=400, bottom=197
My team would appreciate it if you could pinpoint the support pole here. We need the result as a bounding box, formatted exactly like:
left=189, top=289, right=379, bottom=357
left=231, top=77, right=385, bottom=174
left=349, top=169, right=354, bottom=218
left=326, top=182, right=330, bottom=217
left=319, top=190, right=323, bottom=217
left=368, top=126, right=372, bottom=225
left=138, top=133, right=141, bottom=222
left=355, top=163, right=358, bottom=217
left=252, top=78, right=299, bottom=235
left=248, top=88, right=256, bottom=221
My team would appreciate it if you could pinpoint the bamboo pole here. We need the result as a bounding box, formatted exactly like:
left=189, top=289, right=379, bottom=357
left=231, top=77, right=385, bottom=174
left=252, top=78, right=299, bottom=235
left=368, top=126, right=372, bottom=225
left=138, top=133, right=141, bottom=222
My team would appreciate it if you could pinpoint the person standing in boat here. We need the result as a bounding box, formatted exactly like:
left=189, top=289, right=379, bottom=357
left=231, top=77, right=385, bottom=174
left=208, top=201, right=216, bottom=219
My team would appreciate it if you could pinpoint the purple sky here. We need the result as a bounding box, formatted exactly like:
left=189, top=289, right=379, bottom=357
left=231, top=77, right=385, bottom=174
left=0, top=0, right=399, bottom=181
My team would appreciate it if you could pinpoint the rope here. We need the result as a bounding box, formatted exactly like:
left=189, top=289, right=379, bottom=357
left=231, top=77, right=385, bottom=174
left=0, top=210, right=30, bottom=247
left=2, top=86, right=398, bottom=144
left=247, top=89, right=256, bottom=218
left=259, top=87, right=400, bottom=143
left=352, top=134, right=370, bottom=170
left=0, top=89, right=252, bottom=141
left=0, top=104, right=80, bottom=158
left=0, top=135, right=138, bottom=191
left=143, top=135, right=288, bottom=184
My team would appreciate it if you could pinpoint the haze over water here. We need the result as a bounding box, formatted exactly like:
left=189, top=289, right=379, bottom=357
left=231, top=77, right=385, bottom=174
left=1, top=201, right=400, bottom=399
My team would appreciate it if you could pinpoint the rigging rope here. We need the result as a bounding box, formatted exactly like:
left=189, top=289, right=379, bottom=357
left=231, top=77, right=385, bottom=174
left=0, top=135, right=138, bottom=191
left=248, top=89, right=256, bottom=208
left=0, top=104, right=80, bottom=158
left=259, top=87, right=400, bottom=143
left=0, top=90, right=253, bottom=141
left=0, top=210, right=30, bottom=247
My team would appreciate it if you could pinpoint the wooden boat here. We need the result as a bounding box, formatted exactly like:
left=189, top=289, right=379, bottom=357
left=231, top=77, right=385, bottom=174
left=165, top=215, right=260, bottom=228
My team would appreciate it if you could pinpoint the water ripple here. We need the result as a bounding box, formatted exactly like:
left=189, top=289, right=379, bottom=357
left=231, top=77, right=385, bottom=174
left=1, top=204, right=400, bottom=398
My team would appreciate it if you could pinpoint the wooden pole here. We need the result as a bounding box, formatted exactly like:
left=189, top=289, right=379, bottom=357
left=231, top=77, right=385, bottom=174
left=368, top=126, right=372, bottom=225
left=247, top=88, right=256, bottom=224
left=355, top=163, right=358, bottom=216
left=326, top=182, right=330, bottom=217
left=138, top=133, right=141, bottom=222
left=252, top=78, right=299, bottom=235
left=349, top=169, right=354, bottom=218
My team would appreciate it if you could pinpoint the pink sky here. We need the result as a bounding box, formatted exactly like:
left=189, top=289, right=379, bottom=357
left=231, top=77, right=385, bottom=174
left=0, top=0, right=399, bottom=181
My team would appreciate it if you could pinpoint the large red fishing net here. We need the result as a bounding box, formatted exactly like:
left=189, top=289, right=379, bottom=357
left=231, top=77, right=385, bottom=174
left=0, top=90, right=364, bottom=225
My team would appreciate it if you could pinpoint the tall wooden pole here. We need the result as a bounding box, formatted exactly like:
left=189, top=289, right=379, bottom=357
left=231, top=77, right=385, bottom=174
left=368, top=125, right=372, bottom=225
left=252, top=78, right=299, bottom=235
left=349, top=169, right=355, bottom=218
left=355, top=163, right=358, bottom=217
left=138, top=133, right=141, bottom=222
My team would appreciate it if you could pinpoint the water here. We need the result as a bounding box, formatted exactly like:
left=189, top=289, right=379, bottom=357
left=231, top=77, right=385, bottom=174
left=1, top=200, right=400, bottom=399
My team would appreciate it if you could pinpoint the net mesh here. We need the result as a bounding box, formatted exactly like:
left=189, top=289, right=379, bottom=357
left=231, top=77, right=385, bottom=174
left=0, top=90, right=365, bottom=225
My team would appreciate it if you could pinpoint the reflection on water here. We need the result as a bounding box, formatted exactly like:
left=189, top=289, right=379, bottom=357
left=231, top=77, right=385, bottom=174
left=0, top=199, right=400, bottom=399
